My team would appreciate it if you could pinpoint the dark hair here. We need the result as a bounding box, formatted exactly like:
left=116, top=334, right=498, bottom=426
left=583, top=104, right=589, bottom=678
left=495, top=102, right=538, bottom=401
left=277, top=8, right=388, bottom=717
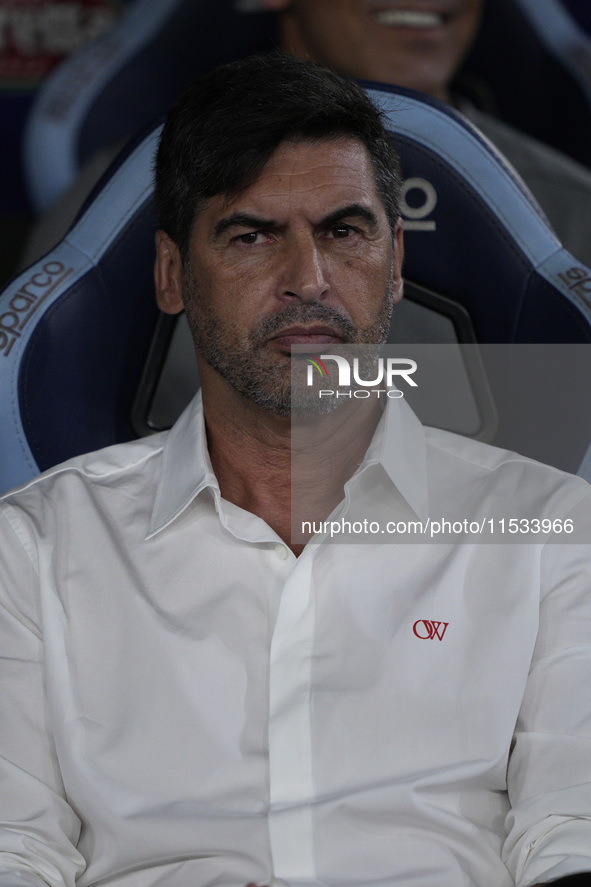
left=155, top=52, right=402, bottom=260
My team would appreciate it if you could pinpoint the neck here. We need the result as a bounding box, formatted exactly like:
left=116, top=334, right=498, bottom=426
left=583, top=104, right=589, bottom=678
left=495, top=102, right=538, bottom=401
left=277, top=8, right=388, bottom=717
left=201, top=372, right=382, bottom=555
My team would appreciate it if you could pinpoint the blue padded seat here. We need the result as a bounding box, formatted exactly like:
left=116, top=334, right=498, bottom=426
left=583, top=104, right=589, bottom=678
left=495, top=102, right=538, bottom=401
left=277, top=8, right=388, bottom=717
left=1, top=130, right=160, bottom=488
left=3, top=85, right=591, bottom=493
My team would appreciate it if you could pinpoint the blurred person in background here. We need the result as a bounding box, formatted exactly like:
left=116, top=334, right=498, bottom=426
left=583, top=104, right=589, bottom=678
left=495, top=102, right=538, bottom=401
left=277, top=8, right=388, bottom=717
left=18, top=0, right=591, bottom=270
left=258, top=0, right=591, bottom=267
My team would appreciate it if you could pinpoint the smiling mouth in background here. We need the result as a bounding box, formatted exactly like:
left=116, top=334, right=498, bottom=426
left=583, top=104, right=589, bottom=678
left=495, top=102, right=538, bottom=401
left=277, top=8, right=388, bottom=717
left=371, top=8, right=449, bottom=29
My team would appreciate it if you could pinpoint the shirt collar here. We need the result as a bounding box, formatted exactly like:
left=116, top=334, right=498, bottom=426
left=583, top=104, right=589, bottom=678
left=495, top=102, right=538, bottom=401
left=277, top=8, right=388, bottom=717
left=147, top=391, right=219, bottom=539
left=357, top=395, right=429, bottom=522
left=147, top=390, right=429, bottom=538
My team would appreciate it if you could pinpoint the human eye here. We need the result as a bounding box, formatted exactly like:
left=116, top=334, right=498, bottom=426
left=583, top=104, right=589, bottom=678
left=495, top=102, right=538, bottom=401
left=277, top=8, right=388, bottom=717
left=233, top=228, right=278, bottom=246
left=236, top=231, right=265, bottom=245
left=328, top=223, right=356, bottom=240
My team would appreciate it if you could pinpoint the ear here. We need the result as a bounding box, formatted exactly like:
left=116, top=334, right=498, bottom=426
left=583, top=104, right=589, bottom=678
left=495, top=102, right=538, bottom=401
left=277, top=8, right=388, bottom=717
left=154, top=230, right=185, bottom=314
left=258, top=0, right=292, bottom=10
left=392, top=219, right=404, bottom=305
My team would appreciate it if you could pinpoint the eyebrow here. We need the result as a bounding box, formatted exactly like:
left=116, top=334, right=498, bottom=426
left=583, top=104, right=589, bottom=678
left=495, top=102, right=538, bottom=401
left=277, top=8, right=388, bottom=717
left=211, top=202, right=380, bottom=241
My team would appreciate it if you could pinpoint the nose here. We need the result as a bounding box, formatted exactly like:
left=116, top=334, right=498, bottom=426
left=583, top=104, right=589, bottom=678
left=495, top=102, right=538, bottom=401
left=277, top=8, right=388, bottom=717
left=281, top=234, right=329, bottom=303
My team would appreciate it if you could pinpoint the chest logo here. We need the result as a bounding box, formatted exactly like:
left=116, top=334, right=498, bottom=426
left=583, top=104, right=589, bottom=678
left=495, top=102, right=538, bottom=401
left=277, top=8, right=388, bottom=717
left=413, top=620, right=449, bottom=641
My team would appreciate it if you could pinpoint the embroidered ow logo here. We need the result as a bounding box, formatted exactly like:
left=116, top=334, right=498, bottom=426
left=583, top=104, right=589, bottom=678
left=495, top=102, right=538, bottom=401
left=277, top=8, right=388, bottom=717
left=413, top=620, right=449, bottom=641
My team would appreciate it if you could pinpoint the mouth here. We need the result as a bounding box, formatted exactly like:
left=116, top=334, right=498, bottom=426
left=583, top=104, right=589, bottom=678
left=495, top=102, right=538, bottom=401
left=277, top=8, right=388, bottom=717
left=371, top=8, right=448, bottom=29
left=267, top=325, right=345, bottom=351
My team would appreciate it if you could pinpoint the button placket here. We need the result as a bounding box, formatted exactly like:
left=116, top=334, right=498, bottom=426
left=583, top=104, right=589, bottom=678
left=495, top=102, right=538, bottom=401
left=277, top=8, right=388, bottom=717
left=267, top=554, right=321, bottom=884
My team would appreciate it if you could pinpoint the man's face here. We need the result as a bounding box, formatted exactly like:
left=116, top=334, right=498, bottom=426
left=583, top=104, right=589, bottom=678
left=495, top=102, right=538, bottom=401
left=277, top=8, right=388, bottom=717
left=156, top=137, right=403, bottom=416
left=261, top=0, right=483, bottom=101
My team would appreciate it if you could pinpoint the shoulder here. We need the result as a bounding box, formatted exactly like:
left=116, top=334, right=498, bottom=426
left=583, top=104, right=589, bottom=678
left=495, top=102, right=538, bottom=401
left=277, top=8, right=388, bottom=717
left=425, top=423, right=588, bottom=484
left=424, top=426, right=591, bottom=523
left=0, top=432, right=168, bottom=525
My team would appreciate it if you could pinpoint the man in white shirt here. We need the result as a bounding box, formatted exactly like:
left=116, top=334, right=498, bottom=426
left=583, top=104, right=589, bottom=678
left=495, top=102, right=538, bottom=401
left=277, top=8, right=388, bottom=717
left=1, top=53, right=591, bottom=887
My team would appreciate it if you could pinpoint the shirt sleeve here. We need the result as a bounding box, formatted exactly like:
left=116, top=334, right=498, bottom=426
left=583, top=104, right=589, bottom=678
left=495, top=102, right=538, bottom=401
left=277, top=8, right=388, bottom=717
left=503, top=492, right=591, bottom=886
left=0, top=502, right=86, bottom=887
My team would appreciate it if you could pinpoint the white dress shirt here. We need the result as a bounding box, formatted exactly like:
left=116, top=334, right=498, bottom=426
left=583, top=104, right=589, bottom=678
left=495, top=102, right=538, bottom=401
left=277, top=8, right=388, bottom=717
left=1, top=392, right=591, bottom=887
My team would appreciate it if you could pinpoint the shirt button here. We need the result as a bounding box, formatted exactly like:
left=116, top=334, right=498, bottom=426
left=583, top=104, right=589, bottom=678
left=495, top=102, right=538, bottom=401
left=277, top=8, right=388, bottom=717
left=274, top=543, right=289, bottom=560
